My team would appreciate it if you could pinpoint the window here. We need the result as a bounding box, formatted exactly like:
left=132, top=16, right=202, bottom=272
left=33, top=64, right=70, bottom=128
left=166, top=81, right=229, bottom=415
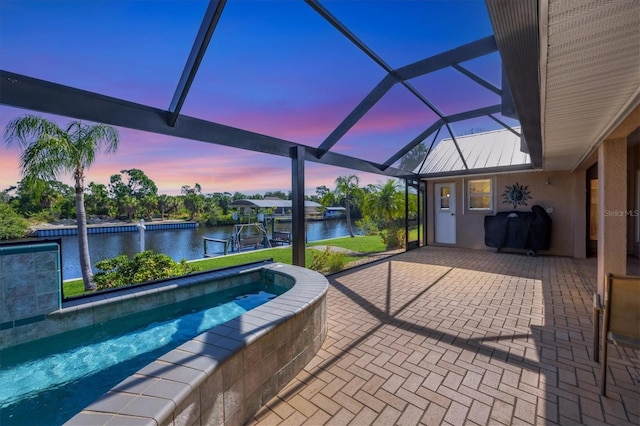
left=440, top=186, right=451, bottom=210
left=467, top=179, right=492, bottom=211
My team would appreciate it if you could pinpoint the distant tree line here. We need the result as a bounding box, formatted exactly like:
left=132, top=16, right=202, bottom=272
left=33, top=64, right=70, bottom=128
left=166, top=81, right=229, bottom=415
left=0, top=169, right=414, bottom=241
left=0, top=171, right=297, bottom=228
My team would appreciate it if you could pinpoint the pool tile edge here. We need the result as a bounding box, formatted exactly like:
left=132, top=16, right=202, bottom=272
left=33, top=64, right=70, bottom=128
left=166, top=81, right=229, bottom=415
left=65, top=263, right=328, bottom=426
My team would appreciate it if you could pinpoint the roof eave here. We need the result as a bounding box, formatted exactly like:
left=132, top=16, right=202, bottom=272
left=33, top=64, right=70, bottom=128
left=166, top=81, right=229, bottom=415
left=419, top=163, right=536, bottom=180
left=485, top=0, right=543, bottom=168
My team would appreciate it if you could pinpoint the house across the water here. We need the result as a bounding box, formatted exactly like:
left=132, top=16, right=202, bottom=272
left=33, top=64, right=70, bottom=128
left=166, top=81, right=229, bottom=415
left=228, top=198, right=323, bottom=221
left=324, top=207, right=346, bottom=219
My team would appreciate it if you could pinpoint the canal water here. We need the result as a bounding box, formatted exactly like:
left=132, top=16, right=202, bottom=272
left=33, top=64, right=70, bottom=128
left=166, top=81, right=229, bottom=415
left=57, top=219, right=361, bottom=279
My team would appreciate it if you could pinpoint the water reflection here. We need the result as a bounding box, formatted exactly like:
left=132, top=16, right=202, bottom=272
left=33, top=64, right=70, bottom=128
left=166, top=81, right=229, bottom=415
left=58, top=219, right=361, bottom=279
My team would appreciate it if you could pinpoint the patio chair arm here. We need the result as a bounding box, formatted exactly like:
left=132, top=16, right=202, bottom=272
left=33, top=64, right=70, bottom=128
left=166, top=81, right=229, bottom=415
left=593, top=293, right=602, bottom=311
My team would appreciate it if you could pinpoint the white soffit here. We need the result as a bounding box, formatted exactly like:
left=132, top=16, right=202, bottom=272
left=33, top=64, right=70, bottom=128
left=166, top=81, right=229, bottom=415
left=542, top=0, right=640, bottom=171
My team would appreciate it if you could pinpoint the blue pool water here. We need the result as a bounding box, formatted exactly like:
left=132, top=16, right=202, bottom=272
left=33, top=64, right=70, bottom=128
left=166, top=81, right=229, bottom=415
left=0, top=285, right=282, bottom=425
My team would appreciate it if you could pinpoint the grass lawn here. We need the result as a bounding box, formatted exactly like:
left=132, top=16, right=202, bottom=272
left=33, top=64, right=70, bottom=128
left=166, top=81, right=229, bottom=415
left=307, top=235, right=386, bottom=253
left=63, top=279, right=87, bottom=298
left=63, top=235, right=386, bottom=299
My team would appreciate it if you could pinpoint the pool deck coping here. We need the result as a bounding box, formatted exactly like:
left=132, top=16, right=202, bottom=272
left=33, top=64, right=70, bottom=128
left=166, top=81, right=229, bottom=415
left=58, top=262, right=272, bottom=314
left=65, top=262, right=328, bottom=426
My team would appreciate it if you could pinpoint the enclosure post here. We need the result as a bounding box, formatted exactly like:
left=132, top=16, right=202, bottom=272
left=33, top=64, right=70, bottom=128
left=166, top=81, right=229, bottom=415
left=405, top=179, right=409, bottom=248
left=291, top=146, right=306, bottom=267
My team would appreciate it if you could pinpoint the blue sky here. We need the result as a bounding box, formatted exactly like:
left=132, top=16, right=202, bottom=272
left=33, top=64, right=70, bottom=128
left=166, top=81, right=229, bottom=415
left=0, top=0, right=514, bottom=195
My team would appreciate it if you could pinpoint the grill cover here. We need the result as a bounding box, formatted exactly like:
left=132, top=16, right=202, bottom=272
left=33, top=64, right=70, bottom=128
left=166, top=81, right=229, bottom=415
left=484, top=205, right=551, bottom=251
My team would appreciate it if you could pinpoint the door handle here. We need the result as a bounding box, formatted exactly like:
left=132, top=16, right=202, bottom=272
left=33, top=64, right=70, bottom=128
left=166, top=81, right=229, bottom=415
left=451, top=213, right=455, bottom=216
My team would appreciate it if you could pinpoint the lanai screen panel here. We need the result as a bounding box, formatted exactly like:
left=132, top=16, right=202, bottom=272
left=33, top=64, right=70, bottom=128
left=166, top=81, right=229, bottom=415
left=180, top=0, right=385, bottom=147
left=312, top=0, right=510, bottom=167
left=100, top=130, right=294, bottom=195
left=0, top=1, right=205, bottom=109
left=408, top=66, right=501, bottom=116
left=331, top=84, right=441, bottom=164
left=392, top=128, right=450, bottom=174
left=391, top=113, right=523, bottom=174
left=324, top=0, right=495, bottom=68
left=416, top=126, right=530, bottom=175
left=458, top=51, right=504, bottom=89
left=447, top=115, right=520, bottom=137
left=0, top=100, right=295, bottom=196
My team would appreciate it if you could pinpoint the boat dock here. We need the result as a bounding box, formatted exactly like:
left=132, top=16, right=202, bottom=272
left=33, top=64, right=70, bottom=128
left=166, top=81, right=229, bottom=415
left=30, top=221, right=198, bottom=237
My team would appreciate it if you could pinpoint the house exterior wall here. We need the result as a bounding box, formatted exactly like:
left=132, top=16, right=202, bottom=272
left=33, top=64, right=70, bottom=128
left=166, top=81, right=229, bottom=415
left=629, top=143, right=640, bottom=257
left=597, top=137, right=629, bottom=294
left=426, top=171, right=584, bottom=257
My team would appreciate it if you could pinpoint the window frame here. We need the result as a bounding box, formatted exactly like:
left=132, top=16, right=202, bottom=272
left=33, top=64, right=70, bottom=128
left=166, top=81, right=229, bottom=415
left=466, top=178, right=493, bottom=212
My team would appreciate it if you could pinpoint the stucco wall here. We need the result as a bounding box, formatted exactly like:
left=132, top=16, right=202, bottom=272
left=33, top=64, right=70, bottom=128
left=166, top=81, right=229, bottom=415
left=629, top=144, right=640, bottom=257
left=426, top=171, right=583, bottom=257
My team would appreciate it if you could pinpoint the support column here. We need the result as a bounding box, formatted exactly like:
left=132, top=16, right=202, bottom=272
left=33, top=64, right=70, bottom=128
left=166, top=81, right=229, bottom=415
left=597, top=137, right=627, bottom=296
left=404, top=179, right=409, bottom=248
left=291, top=146, right=305, bottom=267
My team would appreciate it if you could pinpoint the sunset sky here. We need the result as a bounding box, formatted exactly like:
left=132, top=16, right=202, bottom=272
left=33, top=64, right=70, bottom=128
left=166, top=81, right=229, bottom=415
left=0, top=0, right=511, bottom=196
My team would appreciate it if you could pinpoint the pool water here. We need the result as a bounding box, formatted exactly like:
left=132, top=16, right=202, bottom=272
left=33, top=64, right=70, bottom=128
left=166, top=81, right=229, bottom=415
left=0, top=283, right=284, bottom=425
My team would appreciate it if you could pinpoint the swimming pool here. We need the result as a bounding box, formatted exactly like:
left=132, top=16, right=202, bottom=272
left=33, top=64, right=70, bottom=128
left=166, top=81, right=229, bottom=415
left=0, top=283, right=285, bottom=425
left=0, top=262, right=328, bottom=426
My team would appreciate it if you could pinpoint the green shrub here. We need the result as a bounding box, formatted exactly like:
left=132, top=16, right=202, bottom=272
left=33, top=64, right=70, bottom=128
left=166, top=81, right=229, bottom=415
left=94, top=250, right=200, bottom=290
left=203, top=212, right=236, bottom=226
left=326, top=251, right=346, bottom=273
left=310, top=248, right=346, bottom=274
left=381, top=227, right=406, bottom=250
left=355, top=217, right=380, bottom=235
left=309, top=248, right=328, bottom=272
left=0, top=203, right=29, bottom=239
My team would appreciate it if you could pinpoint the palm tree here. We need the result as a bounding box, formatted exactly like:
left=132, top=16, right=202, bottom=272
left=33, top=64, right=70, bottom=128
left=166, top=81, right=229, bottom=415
left=361, top=179, right=405, bottom=249
left=157, top=194, right=171, bottom=220
left=370, top=179, right=404, bottom=229
left=334, top=174, right=360, bottom=238
left=4, top=115, right=119, bottom=291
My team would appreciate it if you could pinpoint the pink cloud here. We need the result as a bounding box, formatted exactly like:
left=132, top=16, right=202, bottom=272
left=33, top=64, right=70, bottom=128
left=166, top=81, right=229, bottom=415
left=1, top=137, right=385, bottom=198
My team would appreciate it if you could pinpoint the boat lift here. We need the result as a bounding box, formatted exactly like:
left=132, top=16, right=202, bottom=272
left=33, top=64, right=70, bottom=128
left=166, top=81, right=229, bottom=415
left=203, top=222, right=270, bottom=257
left=204, top=198, right=313, bottom=257
left=231, top=222, right=271, bottom=252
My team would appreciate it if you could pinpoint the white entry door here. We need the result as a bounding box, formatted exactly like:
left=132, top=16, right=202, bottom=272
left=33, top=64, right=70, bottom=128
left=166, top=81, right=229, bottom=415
left=435, top=183, right=456, bottom=244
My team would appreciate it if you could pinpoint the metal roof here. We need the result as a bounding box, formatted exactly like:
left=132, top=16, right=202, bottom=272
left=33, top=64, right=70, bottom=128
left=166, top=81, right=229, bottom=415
left=419, top=127, right=531, bottom=176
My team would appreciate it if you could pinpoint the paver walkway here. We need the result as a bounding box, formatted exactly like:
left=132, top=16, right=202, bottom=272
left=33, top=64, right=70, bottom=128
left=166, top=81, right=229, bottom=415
left=249, top=246, right=640, bottom=425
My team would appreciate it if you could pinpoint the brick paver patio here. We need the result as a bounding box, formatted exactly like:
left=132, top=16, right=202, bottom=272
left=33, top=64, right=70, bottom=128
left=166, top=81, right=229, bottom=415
left=249, top=247, right=640, bottom=425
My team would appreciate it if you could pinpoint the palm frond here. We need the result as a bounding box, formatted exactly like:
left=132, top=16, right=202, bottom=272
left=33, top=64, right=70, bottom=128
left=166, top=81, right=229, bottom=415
left=68, top=121, right=120, bottom=169
left=19, top=133, right=71, bottom=182
left=4, top=115, right=62, bottom=148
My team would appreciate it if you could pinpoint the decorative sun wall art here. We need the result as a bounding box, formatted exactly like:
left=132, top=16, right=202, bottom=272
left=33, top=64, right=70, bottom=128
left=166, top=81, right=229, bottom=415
left=502, top=182, right=532, bottom=208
